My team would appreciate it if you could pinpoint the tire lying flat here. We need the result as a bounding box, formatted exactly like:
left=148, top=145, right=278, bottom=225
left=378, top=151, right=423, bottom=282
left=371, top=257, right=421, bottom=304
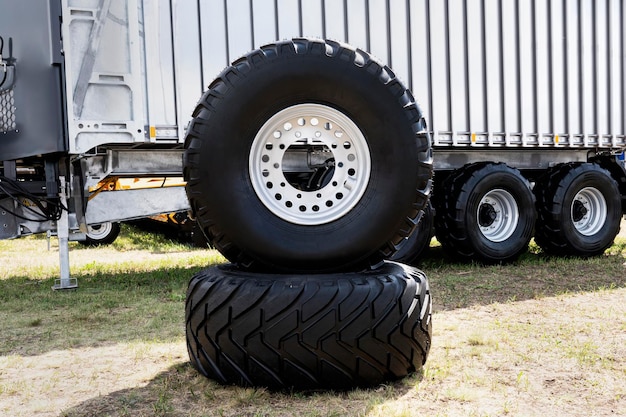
left=534, top=163, right=622, bottom=257
left=434, top=162, right=536, bottom=263
left=184, top=38, right=432, bottom=273
left=185, top=261, right=432, bottom=390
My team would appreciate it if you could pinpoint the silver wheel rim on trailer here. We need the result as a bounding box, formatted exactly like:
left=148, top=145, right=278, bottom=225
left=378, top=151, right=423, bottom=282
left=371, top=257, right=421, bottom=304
left=249, top=104, right=371, bottom=225
left=477, top=189, right=519, bottom=242
left=86, top=222, right=114, bottom=240
left=571, top=187, right=606, bottom=236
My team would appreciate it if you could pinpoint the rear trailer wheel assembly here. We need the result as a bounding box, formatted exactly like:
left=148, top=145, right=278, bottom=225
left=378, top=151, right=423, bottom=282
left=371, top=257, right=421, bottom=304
left=534, top=163, right=622, bottom=257
left=434, top=162, right=536, bottom=264
left=185, top=262, right=431, bottom=390
left=183, top=38, right=434, bottom=390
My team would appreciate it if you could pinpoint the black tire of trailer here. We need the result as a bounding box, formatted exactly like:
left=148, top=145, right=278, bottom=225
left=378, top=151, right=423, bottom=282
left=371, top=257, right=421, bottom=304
left=79, top=222, right=121, bottom=246
left=183, top=38, right=432, bottom=273
left=534, top=163, right=622, bottom=257
left=390, top=201, right=434, bottom=265
left=433, top=162, right=536, bottom=264
left=185, top=261, right=432, bottom=390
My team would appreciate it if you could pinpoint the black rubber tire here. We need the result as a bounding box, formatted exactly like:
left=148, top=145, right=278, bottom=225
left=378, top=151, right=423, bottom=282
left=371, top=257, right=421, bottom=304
left=390, top=201, right=434, bottom=265
left=433, top=163, right=535, bottom=263
left=184, top=38, right=432, bottom=273
left=534, top=163, right=622, bottom=256
left=79, top=222, right=121, bottom=246
left=185, top=261, right=432, bottom=390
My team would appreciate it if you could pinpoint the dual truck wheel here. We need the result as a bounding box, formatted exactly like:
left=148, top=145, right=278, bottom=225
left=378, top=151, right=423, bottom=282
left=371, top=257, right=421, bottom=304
left=433, top=162, right=622, bottom=263
left=183, top=39, right=433, bottom=389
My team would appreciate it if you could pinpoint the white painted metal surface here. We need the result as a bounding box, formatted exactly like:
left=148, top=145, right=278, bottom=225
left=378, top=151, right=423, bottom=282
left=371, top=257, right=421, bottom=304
left=61, top=0, right=626, bottom=154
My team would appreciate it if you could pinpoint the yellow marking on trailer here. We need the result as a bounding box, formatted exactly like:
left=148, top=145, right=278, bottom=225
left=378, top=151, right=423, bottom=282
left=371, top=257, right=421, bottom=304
left=150, top=125, right=157, bottom=139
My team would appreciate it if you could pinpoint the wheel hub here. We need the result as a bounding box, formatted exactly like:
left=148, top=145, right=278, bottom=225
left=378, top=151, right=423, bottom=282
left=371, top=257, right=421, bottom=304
left=249, top=104, right=371, bottom=225
left=476, top=189, right=519, bottom=242
left=571, top=187, right=606, bottom=236
left=478, top=203, right=497, bottom=227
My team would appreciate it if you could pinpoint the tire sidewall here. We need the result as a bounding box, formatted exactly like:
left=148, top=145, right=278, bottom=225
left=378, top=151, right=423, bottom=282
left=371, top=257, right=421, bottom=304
left=557, top=168, right=621, bottom=252
left=463, top=170, right=535, bottom=260
left=189, top=46, right=425, bottom=270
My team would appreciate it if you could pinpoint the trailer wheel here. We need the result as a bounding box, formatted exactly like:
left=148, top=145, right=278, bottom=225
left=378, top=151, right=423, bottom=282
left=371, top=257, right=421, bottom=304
left=184, top=38, right=432, bottom=272
left=185, top=261, right=432, bottom=390
left=434, top=163, right=535, bottom=263
left=390, top=201, right=434, bottom=265
left=79, top=222, right=121, bottom=246
left=534, top=163, right=621, bottom=257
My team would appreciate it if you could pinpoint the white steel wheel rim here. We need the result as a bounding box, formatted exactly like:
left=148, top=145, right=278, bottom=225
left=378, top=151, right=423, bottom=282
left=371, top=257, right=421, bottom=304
left=571, top=187, right=606, bottom=236
left=249, top=104, right=371, bottom=225
left=477, top=189, right=519, bottom=242
left=86, top=222, right=113, bottom=239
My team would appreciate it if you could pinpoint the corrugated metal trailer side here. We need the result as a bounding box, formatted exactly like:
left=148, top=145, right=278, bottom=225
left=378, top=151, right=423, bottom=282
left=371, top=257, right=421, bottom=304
left=137, top=0, right=626, bottom=151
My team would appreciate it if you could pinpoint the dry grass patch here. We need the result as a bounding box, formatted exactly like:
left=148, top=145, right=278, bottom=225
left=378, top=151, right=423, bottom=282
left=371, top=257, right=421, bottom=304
left=1, top=225, right=625, bottom=416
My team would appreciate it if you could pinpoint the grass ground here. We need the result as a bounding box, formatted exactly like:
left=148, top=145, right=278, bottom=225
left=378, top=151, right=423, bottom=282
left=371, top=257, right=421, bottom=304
left=0, top=223, right=625, bottom=416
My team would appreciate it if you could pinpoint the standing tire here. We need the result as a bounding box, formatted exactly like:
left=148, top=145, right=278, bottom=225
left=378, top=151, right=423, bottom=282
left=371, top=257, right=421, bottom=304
left=185, top=261, right=432, bottom=390
left=534, top=163, right=622, bottom=257
left=390, top=201, right=434, bottom=265
left=434, top=163, right=536, bottom=263
left=184, top=38, right=432, bottom=273
left=79, top=222, right=121, bottom=246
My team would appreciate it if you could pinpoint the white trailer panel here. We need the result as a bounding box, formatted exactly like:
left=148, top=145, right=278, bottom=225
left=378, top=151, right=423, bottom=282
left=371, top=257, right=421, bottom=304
left=59, top=0, right=626, bottom=154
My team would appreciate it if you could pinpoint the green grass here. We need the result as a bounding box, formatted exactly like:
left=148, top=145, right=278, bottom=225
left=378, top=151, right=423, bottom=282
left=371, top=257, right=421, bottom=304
left=1, top=225, right=625, bottom=417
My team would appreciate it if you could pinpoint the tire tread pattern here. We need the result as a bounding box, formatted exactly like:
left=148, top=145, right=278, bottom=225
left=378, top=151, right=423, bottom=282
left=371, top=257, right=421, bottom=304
left=185, top=262, right=432, bottom=389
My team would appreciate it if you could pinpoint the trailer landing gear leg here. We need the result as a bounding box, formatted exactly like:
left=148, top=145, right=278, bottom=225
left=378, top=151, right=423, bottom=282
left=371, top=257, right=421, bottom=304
left=52, top=176, right=77, bottom=290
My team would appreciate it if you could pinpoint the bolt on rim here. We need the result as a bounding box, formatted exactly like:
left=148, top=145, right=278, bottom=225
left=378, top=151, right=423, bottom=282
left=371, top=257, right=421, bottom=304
left=477, top=189, right=519, bottom=242
left=571, top=187, right=606, bottom=236
left=249, top=103, right=371, bottom=225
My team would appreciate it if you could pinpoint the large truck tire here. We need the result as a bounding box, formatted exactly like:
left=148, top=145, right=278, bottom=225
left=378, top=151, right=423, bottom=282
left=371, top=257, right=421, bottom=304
left=534, top=163, right=622, bottom=257
left=78, top=222, right=121, bottom=246
left=184, top=38, right=432, bottom=273
left=390, top=201, right=434, bottom=265
left=185, top=261, right=432, bottom=390
left=434, top=162, right=535, bottom=263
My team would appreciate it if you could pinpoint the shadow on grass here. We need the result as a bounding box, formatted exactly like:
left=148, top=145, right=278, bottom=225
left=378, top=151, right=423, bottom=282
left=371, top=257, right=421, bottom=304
left=60, top=361, right=420, bottom=417
left=0, top=266, right=205, bottom=357
left=414, top=240, right=626, bottom=311
left=2, top=240, right=625, bottom=357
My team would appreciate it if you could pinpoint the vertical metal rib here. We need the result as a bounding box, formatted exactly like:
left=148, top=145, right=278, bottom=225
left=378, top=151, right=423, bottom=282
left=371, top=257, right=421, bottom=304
left=577, top=0, right=584, bottom=137
left=425, top=0, right=435, bottom=137
left=223, top=0, right=230, bottom=63
left=364, top=0, right=371, bottom=52
left=592, top=0, right=598, bottom=134
left=196, top=0, right=205, bottom=89
left=274, top=0, right=279, bottom=41
left=531, top=0, right=538, bottom=135
left=444, top=0, right=453, bottom=138
left=248, top=0, right=255, bottom=48
left=481, top=0, right=489, bottom=133
left=297, top=0, right=303, bottom=37
left=168, top=0, right=179, bottom=129
left=405, top=0, right=413, bottom=90
left=498, top=0, right=506, bottom=135
left=321, top=0, right=327, bottom=39
left=463, top=0, right=470, bottom=134
left=547, top=0, right=554, bottom=135
left=606, top=0, right=612, bottom=138
left=562, top=0, right=570, bottom=137
left=515, top=0, right=522, bottom=133
left=343, top=0, right=349, bottom=43
left=385, top=0, right=392, bottom=67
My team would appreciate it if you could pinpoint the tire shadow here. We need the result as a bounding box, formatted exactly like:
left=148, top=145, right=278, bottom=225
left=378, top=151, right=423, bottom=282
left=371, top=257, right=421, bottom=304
left=60, top=362, right=421, bottom=417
